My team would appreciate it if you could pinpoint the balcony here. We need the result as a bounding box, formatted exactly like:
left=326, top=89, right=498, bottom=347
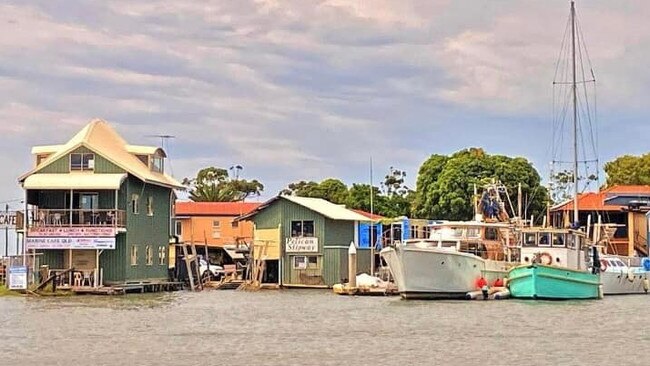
left=31, top=209, right=126, bottom=228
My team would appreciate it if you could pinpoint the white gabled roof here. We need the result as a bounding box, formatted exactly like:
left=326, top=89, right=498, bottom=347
left=19, top=119, right=182, bottom=189
left=281, top=196, right=371, bottom=221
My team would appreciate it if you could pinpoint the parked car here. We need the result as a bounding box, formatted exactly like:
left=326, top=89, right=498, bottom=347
left=199, top=258, right=224, bottom=281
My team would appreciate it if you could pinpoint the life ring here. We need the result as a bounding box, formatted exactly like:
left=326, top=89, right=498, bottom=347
left=599, top=259, right=608, bottom=272
left=538, top=252, right=553, bottom=266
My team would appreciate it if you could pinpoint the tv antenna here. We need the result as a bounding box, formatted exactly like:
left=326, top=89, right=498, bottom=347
left=146, top=134, right=176, bottom=149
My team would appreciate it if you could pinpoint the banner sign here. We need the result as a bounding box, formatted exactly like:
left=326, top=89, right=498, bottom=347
left=26, top=237, right=116, bottom=250
left=8, top=266, right=28, bottom=290
left=0, top=212, right=17, bottom=229
left=285, top=237, right=318, bottom=253
left=28, top=227, right=116, bottom=237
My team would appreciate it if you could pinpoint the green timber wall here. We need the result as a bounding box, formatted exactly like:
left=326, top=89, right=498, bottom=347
left=123, top=177, right=171, bottom=282
left=38, top=146, right=124, bottom=174
left=322, top=247, right=371, bottom=286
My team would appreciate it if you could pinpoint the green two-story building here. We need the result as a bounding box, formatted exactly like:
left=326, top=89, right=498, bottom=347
left=18, top=119, right=183, bottom=287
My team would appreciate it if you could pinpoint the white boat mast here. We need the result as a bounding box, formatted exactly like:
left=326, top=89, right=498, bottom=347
left=571, top=0, right=579, bottom=227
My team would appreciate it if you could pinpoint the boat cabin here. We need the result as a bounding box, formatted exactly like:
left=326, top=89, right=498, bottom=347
left=407, top=222, right=514, bottom=261
left=518, top=228, right=587, bottom=269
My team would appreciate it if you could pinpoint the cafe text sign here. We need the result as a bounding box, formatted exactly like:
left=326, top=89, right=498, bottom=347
left=0, top=212, right=17, bottom=229
left=28, top=227, right=116, bottom=237
left=26, top=237, right=116, bottom=250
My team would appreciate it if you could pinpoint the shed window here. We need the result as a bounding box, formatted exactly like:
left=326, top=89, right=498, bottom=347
left=70, top=153, right=94, bottom=171
left=291, top=220, right=314, bottom=237
left=307, top=256, right=319, bottom=269
left=130, top=245, right=138, bottom=266
left=293, top=256, right=307, bottom=269
left=145, top=245, right=153, bottom=265
left=212, top=220, right=221, bottom=239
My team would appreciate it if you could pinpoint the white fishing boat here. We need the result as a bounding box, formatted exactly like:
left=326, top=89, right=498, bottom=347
left=380, top=221, right=514, bottom=299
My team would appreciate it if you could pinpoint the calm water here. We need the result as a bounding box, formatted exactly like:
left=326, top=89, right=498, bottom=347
left=1, top=290, right=648, bottom=366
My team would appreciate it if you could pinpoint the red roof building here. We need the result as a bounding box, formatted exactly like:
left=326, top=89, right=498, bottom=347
left=550, top=185, right=650, bottom=256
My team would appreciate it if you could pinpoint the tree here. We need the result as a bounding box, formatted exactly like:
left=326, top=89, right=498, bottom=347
left=183, top=167, right=264, bottom=202
left=280, top=179, right=349, bottom=204
left=412, top=148, right=547, bottom=222
left=603, top=153, right=650, bottom=187
left=382, top=167, right=408, bottom=197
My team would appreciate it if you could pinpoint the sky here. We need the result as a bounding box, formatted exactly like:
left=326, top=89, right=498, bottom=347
left=1, top=0, right=649, bottom=214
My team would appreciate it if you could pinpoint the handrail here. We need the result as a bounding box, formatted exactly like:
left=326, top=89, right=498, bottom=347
left=30, top=208, right=126, bottom=228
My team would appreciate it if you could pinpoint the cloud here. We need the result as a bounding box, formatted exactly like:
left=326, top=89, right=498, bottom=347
left=0, top=0, right=648, bottom=205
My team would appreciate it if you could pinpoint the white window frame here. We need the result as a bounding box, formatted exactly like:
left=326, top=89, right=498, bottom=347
left=145, top=245, right=153, bottom=266
left=131, top=194, right=139, bottom=215
left=147, top=196, right=154, bottom=216
left=130, top=245, right=138, bottom=266
left=70, top=153, right=95, bottom=171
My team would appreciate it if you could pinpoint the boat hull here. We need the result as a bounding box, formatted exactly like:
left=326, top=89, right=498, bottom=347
left=381, top=246, right=507, bottom=300
left=508, top=264, right=601, bottom=300
left=601, top=270, right=649, bottom=295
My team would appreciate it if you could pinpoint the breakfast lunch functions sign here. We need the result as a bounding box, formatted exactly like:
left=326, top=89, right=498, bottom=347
left=26, top=227, right=117, bottom=250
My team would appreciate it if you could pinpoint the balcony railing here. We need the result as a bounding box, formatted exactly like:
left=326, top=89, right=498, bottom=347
left=31, top=209, right=126, bottom=228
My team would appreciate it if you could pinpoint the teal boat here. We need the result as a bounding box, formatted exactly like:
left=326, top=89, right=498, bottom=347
left=508, top=264, right=601, bottom=300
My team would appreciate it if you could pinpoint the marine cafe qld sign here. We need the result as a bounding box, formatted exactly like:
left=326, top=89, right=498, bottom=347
left=285, top=237, right=318, bottom=253
left=26, top=227, right=117, bottom=250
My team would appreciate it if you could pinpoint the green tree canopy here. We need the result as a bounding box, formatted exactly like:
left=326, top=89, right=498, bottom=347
left=603, top=153, right=650, bottom=187
left=280, top=179, right=349, bottom=204
left=183, top=167, right=264, bottom=202
left=412, top=148, right=547, bottom=221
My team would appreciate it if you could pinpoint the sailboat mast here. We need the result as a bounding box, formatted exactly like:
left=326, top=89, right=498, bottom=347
left=571, top=0, right=579, bottom=226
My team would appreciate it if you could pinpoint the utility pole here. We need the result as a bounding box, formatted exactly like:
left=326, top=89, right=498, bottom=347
left=5, top=204, right=8, bottom=258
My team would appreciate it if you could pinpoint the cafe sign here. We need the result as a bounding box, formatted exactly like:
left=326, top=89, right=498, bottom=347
left=28, top=227, right=116, bottom=237
left=0, top=211, right=17, bottom=229
left=285, top=237, right=318, bottom=253
left=26, top=237, right=116, bottom=250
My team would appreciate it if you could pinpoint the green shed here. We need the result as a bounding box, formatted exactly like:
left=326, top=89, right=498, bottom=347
left=239, top=195, right=372, bottom=288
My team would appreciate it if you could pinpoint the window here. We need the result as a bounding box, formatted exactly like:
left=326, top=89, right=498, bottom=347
left=231, top=220, right=239, bottom=228
left=538, top=233, right=551, bottom=247
left=566, top=234, right=575, bottom=249
left=307, top=256, right=319, bottom=269
left=291, top=220, right=315, bottom=237
left=523, top=233, right=537, bottom=247
left=145, top=246, right=153, bottom=265
left=36, top=154, right=49, bottom=166
left=151, top=156, right=164, bottom=173
left=70, top=153, right=94, bottom=171
left=552, top=233, right=565, bottom=247
left=147, top=196, right=154, bottom=216
left=484, top=228, right=498, bottom=241
left=158, top=246, right=166, bottom=265
left=131, top=194, right=139, bottom=214
left=130, top=245, right=138, bottom=266
left=175, top=221, right=182, bottom=236
left=212, top=220, right=221, bottom=239
left=136, top=155, right=148, bottom=166
left=293, top=256, right=307, bottom=269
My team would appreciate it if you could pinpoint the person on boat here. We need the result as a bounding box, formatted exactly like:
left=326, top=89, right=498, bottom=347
left=475, top=277, right=489, bottom=300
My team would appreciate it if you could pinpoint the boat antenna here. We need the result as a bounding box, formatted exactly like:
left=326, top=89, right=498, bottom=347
left=369, top=156, right=375, bottom=276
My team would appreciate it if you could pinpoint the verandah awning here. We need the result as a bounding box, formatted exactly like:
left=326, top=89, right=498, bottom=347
left=23, top=173, right=127, bottom=190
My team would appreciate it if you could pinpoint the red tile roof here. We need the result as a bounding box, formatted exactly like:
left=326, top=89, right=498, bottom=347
left=175, top=201, right=262, bottom=216
left=351, top=209, right=384, bottom=220
left=551, top=185, right=650, bottom=212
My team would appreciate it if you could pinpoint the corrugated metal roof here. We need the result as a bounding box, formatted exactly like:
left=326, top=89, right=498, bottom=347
left=31, top=145, right=64, bottom=155
left=23, top=173, right=127, bottom=190
left=175, top=201, right=261, bottom=216
left=550, top=185, right=650, bottom=212
left=351, top=209, right=384, bottom=220
left=20, top=119, right=182, bottom=189
left=281, top=196, right=371, bottom=221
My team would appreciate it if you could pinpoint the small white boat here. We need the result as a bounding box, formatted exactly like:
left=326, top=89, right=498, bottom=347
left=597, top=256, right=650, bottom=295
